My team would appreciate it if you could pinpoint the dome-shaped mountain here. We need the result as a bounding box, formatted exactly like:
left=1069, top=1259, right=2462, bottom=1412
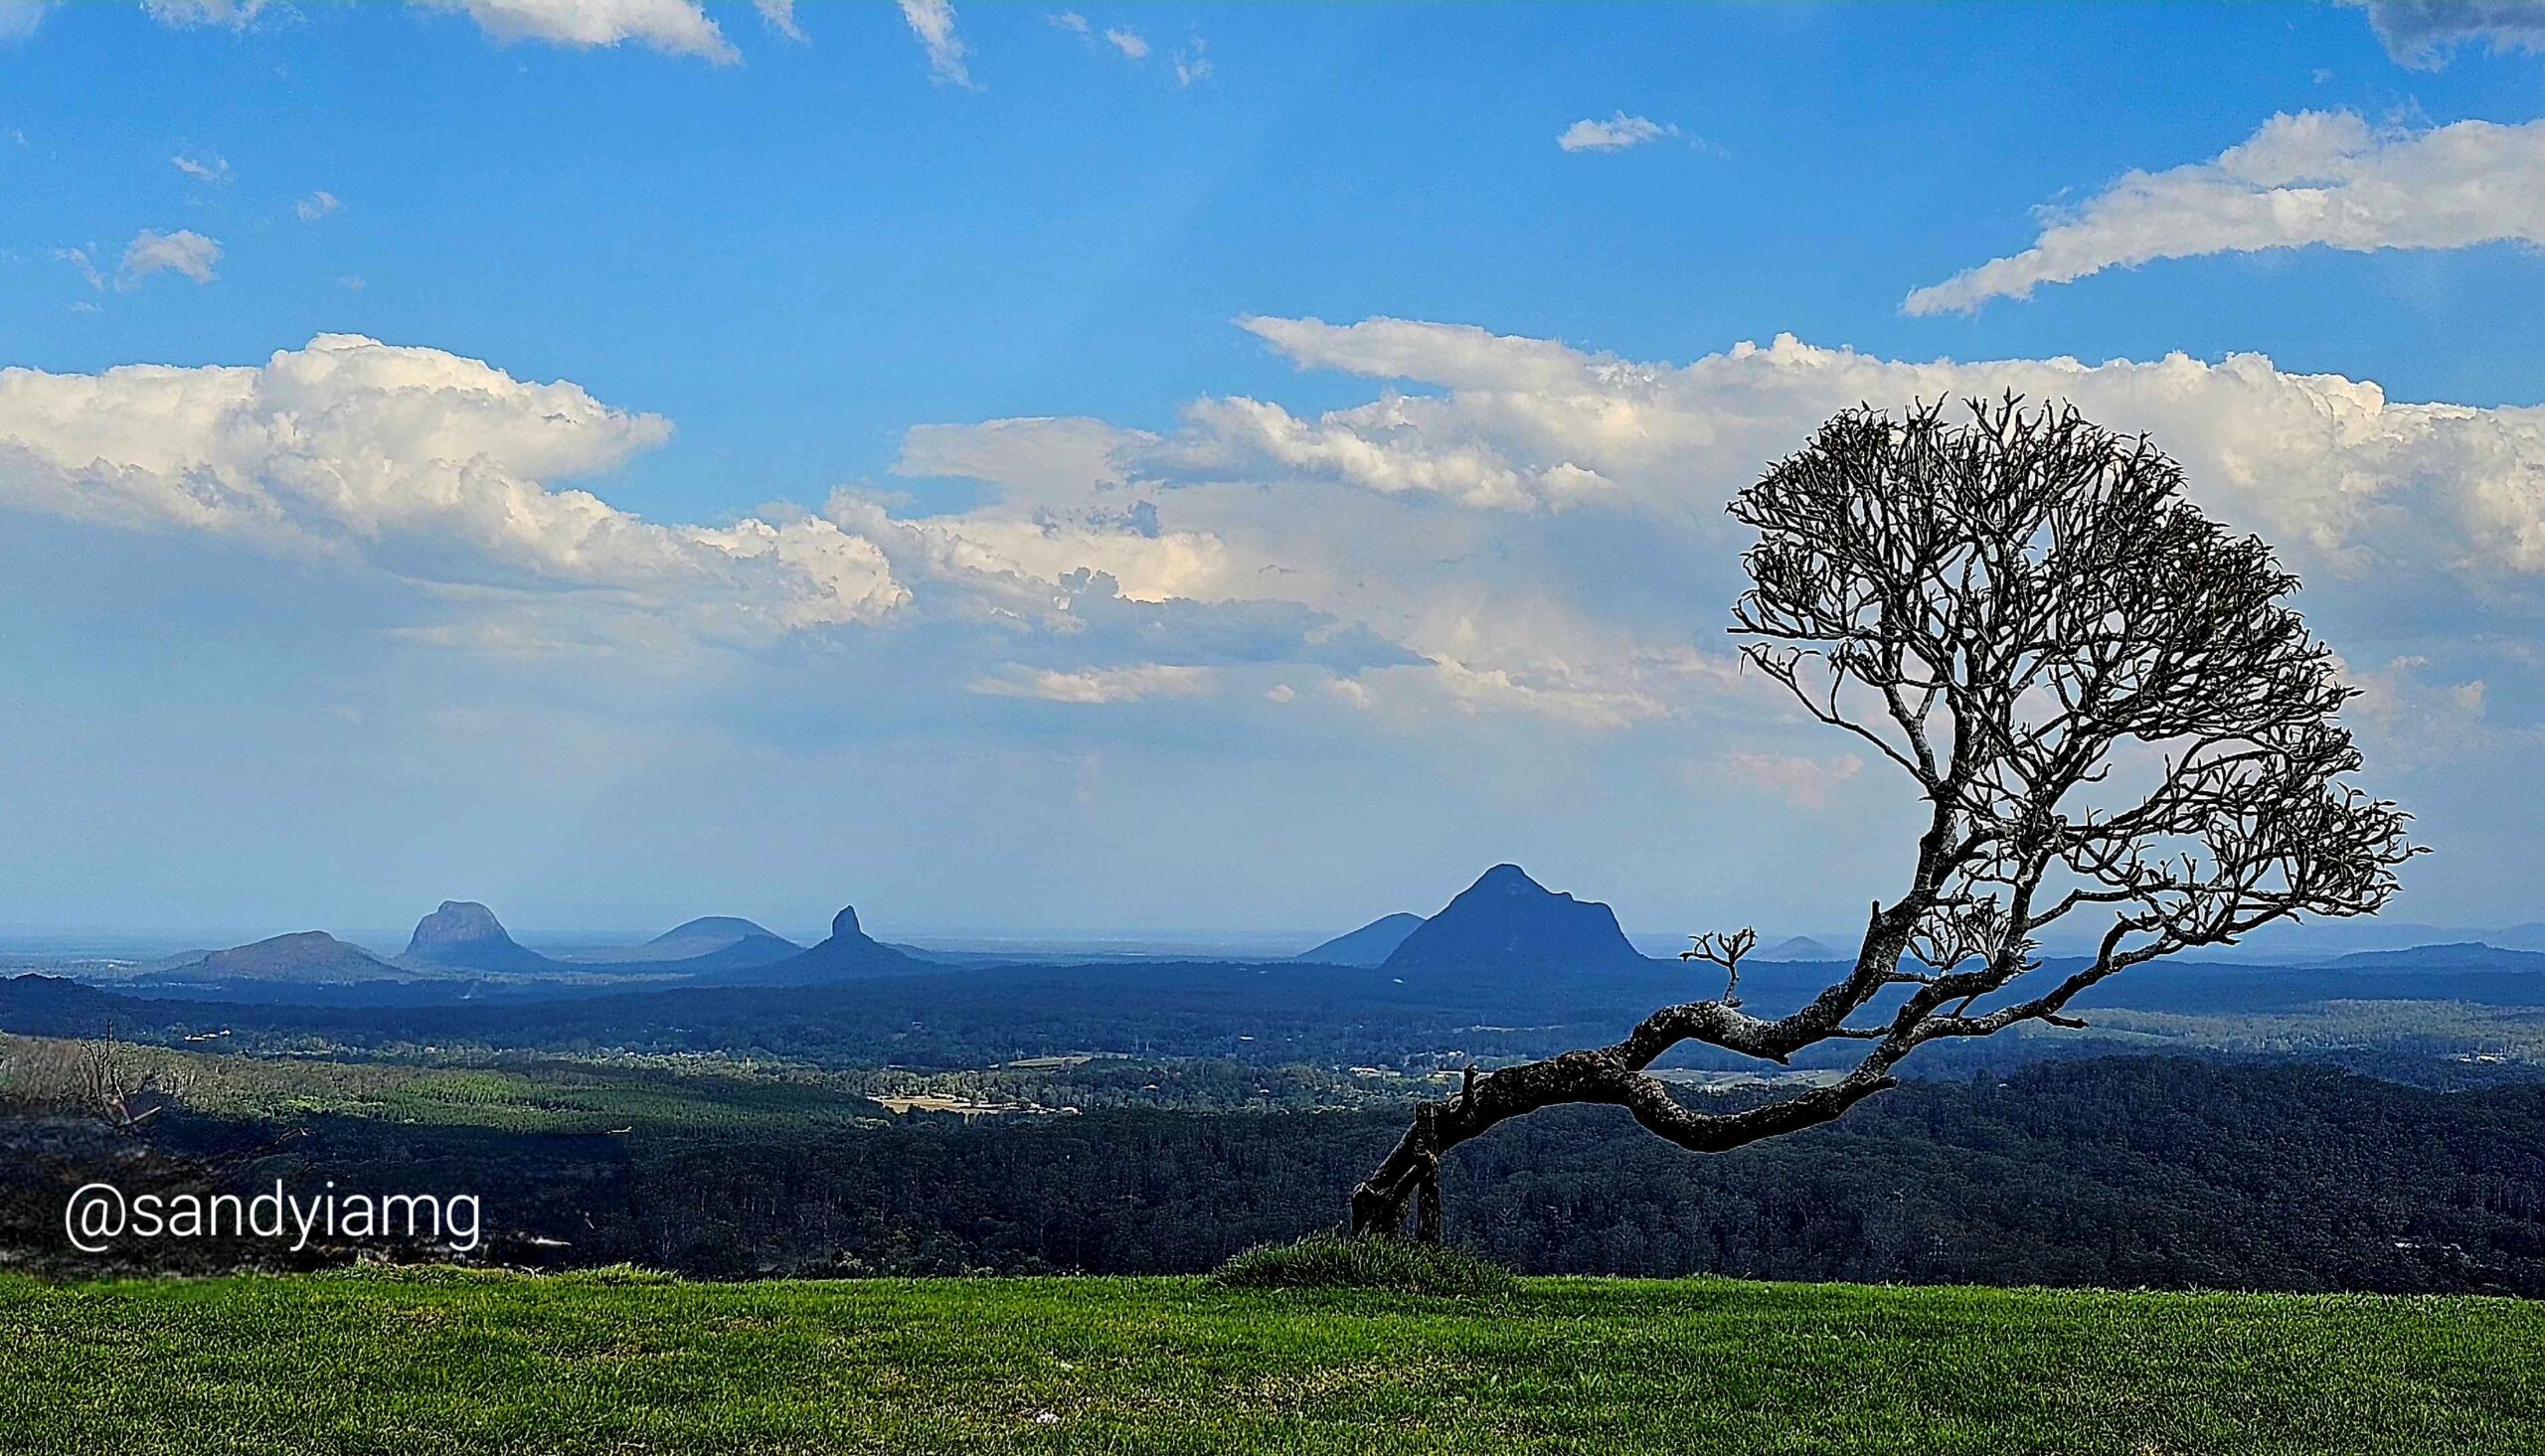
left=1381, top=865, right=1647, bottom=973
left=153, top=930, right=427, bottom=985
left=1757, top=935, right=1845, bottom=962
left=402, top=900, right=559, bottom=973
left=569, top=916, right=802, bottom=968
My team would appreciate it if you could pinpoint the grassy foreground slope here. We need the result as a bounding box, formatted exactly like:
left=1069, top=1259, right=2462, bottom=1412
left=5, top=1269, right=2542, bottom=1454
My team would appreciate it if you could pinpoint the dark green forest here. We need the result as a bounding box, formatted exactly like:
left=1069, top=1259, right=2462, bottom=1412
left=12, top=1056, right=2545, bottom=1294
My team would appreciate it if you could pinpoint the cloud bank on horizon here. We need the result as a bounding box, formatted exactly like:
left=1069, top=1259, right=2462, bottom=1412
left=9, top=317, right=2541, bottom=742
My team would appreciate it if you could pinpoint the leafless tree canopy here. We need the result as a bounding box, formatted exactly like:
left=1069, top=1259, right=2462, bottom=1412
left=1349, top=398, right=2421, bottom=1238
left=0, top=1033, right=182, bottom=1132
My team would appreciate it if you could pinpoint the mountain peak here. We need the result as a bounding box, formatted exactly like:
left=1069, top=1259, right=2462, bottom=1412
left=649, top=915, right=781, bottom=946
left=685, top=900, right=919, bottom=986
left=403, top=900, right=555, bottom=973
left=1382, top=866, right=1645, bottom=973
left=176, top=930, right=412, bottom=984
left=409, top=900, right=510, bottom=949
left=1296, top=911, right=1426, bottom=967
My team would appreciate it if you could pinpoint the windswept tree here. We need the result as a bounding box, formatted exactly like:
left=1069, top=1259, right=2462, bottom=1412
left=1349, top=398, right=2420, bottom=1238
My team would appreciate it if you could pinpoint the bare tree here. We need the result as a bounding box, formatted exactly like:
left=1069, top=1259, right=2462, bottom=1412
left=0, top=1031, right=187, bottom=1133
left=1348, top=398, right=2420, bottom=1238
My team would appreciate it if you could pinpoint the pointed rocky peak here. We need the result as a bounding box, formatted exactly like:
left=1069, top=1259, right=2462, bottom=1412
left=1381, top=865, right=1646, bottom=973
left=689, top=901, right=923, bottom=986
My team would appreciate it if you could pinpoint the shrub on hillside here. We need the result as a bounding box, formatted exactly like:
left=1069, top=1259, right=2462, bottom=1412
left=1215, top=1232, right=1515, bottom=1296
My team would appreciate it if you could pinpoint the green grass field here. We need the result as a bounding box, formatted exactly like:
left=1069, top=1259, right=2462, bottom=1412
left=5, top=1268, right=2542, bottom=1454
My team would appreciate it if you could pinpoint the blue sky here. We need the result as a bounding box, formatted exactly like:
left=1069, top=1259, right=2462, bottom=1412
left=6, top=1, right=2545, bottom=943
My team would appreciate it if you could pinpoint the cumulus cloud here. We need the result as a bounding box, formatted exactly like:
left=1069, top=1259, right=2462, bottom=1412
left=413, top=0, right=739, bottom=63
left=1557, top=112, right=1675, bottom=153
left=1103, top=25, right=1146, bottom=59
left=0, top=336, right=905, bottom=639
left=2344, top=0, right=2545, bottom=68
left=1048, top=312, right=2545, bottom=740
left=971, top=663, right=1214, bottom=704
left=1195, top=315, right=2545, bottom=576
left=900, top=0, right=971, bottom=84
left=1905, top=111, right=2545, bottom=314
left=295, top=190, right=342, bottom=223
left=118, top=228, right=222, bottom=287
left=22, top=316, right=2545, bottom=767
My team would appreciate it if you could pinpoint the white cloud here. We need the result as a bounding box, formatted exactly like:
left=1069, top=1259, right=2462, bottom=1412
left=141, top=0, right=265, bottom=28
left=172, top=151, right=231, bottom=184
left=1904, top=111, right=2545, bottom=314
left=55, top=246, right=103, bottom=292
left=137, top=0, right=746, bottom=58
left=1171, top=38, right=1208, bottom=86
left=0, top=0, right=51, bottom=44
left=296, top=190, right=342, bottom=223
left=1152, top=393, right=1616, bottom=512
left=118, top=229, right=222, bottom=287
left=1076, top=313, right=2545, bottom=737
left=2343, top=0, right=2545, bottom=69
left=753, top=0, right=800, bottom=41
left=972, top=664, right=1214, bottom=704
left=22, top=316, right=2545, bottom=762
left=899, top=0, right=972, bottom=85
left=1103, top=25, right=1146, bottom=59
left=1047, top=11, right=1089, bottom=36
left=1195, top=315, right=2545, bottom=578
left=0, top=336, right=906, bottom=640
left=411, top=0, right=738, bottom=63
left=1557, top=111, right=1674, bottom=153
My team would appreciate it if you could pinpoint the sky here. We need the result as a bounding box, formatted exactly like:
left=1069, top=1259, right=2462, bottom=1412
left=6, top=0, right=2545, bottom=944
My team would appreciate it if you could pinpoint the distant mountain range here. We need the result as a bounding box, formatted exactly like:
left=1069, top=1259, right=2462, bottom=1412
left=2332, top=942, right=2545, bottom=973
left=51, top=866, right=2545, bottom=1012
